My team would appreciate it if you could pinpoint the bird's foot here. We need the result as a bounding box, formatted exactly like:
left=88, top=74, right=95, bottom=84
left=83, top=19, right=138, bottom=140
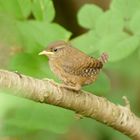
left=59, top=84, right=81, bottom=91
left=75, top=113, right=84, bottom=120
left=43, top=78, right=56, bottom=85
left=43, top=78, right=54, bottom=82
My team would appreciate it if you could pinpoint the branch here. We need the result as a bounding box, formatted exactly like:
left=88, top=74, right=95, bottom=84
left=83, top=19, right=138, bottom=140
left=0, top=69, right=140, bottom=139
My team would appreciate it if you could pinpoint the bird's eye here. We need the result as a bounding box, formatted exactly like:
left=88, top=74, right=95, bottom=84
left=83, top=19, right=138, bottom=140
left=53, top=48, right=58, bottom=52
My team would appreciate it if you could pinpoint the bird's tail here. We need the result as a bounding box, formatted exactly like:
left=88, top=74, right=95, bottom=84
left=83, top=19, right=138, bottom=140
left=98, top=52, right=109, bottom=64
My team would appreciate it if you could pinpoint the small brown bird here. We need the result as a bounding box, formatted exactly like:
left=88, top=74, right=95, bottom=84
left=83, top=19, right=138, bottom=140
left=39, top=41, right=108, bottom=91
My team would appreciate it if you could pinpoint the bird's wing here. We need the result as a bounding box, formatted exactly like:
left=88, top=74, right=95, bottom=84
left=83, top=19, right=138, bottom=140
left=62, top=49, right=103, bottom=77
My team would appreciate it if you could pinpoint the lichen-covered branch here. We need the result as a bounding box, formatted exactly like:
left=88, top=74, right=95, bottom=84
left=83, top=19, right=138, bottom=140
left=0, top=69, right=140, bottom=139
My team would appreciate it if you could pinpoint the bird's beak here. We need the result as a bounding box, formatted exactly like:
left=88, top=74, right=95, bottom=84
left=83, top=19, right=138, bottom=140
left=38, top=51, right=54, bottom=55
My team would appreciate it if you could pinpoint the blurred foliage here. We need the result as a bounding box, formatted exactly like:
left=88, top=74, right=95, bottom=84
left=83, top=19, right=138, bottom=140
left=0, top=93, right=74, bottom=136
left=0, top=0, right=140, bottom=140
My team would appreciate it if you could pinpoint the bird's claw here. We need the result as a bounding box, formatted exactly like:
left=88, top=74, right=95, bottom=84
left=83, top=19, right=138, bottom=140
left=59, top=84, right=81, bottom=92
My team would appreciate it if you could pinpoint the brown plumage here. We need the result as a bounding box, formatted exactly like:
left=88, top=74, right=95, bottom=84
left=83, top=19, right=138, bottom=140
left=39, top=41, right=108, bottom=91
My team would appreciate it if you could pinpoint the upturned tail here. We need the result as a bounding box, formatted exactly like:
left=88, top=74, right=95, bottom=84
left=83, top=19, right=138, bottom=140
left=98, top=52, right=109, bottom=64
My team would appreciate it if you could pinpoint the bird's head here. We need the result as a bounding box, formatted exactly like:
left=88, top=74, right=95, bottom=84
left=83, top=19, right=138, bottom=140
left=39, top=40, right=69, bottom=59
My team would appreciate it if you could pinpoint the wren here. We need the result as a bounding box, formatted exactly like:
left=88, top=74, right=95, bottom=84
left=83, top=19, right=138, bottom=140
left=39, top=41, right=108, bottom=91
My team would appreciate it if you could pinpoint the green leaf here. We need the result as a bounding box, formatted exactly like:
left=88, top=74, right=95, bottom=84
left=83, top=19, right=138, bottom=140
left=98, top=34, right=139, bottom=62
left=83, top=72, right=110, bottom=94
left=0, top=0, right=31, bottom=19
left=0, top=14, right=20, bottom=45
left=111, top=0, right=140, bottom=20
left=32, top=0, right=55, bottom=22
left=95, top=11, right=124, bottom=37
left=71, top=31, right=99, bottom=54
left=17, top=21, right=71, bottom=52
left=97, top=32, right=128, bottom=51
left=0, top=125, right=35, bottom=136
left=9, top=52, right=61, bottom=81
left=77, top=4, right=103, bottom=29
left=17, top=0, right=32, bottom=19
left=0, top=93, right=74, bottom=136
left=129, top=11, right=140, bottom=35
left=9, top=53, right=45, bottom=77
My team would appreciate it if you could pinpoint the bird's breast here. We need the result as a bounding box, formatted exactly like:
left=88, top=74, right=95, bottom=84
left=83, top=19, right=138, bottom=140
left=49, top=60, right=69, bottom=82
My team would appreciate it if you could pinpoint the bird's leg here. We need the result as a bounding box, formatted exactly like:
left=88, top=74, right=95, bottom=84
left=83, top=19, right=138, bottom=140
left=59, top=83, right=81, bottom=91
left=43, top=78, right=55, bottom=82
left=75, top=113, right=84, bottom=120
left=42, top=78, right=57, bottom=86
left=74, top=84, right=81, bottom=91
left=98, top=52, right=109, bottom=64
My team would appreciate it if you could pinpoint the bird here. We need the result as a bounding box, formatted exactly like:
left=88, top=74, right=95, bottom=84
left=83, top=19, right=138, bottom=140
left=39, top=41, right=108, bottom=91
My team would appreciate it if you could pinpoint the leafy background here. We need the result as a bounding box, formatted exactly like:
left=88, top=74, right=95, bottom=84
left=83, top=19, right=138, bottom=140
left=0, top=0, right=140, bottom=140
